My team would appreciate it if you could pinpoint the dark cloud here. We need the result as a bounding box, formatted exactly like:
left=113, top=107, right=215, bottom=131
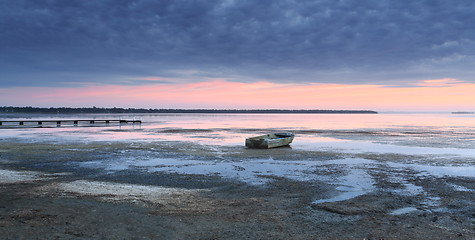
left=2, top=0, right=475, bottom=87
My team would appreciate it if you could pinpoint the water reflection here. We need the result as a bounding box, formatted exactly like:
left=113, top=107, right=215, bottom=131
left=2, top=113, right=475, bottom=149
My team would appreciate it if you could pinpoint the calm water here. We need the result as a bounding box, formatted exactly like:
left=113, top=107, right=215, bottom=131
left=2, top=113, right=475, bottom=149
left=1, top=113, right=474, bottom=203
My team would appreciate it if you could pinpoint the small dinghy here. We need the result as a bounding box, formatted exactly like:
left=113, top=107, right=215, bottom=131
left=245, top=132, right=295, bottom=149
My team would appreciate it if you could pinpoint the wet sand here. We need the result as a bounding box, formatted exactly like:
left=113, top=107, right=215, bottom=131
left=1, top=140, right=474, bottom=239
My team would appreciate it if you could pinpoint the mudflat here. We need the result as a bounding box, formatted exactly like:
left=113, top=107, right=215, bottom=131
left=1, top=141, right=474, bottom=239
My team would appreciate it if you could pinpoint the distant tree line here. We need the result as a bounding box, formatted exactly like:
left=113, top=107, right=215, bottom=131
left=0, top=106, right=377, bottom=114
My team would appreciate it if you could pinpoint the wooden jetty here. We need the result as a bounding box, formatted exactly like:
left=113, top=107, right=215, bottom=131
left=0, top=119, right=141, bottom=127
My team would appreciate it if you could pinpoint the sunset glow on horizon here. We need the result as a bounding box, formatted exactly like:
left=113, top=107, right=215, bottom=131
left=2, top=78, right=474, bottom=112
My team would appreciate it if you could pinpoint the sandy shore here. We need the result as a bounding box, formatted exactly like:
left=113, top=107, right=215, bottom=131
left=1, top=141, right=474, bottom=239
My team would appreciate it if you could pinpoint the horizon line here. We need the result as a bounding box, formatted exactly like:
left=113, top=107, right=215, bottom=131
left=1, top=106, right=378, bottom=114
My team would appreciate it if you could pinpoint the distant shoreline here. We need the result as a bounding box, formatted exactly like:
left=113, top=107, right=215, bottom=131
left=452, top=111, right=474, bottom=114
left=0, top=107, right=377, bottom=114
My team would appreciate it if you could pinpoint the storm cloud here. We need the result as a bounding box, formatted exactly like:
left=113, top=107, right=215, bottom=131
left=2, top=0, right=475, bottom=87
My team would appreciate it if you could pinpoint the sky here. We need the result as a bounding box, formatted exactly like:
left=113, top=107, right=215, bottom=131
left=1, top=0, right=475, bottom=111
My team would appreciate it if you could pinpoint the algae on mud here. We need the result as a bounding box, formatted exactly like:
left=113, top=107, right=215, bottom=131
left=1, top=113, right=474, bottom=239
left=1, top=139, right=474, bottom=239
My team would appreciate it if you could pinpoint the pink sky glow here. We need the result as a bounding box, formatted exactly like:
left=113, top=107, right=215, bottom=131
left=1, top=78, right=474, bottom=112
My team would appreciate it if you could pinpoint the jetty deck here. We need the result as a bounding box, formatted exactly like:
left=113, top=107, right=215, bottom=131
left=0, top=119, right=141, bottom=127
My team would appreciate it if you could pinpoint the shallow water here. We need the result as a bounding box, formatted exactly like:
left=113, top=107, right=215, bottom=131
left=1, top=113, right=474, bottom=204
